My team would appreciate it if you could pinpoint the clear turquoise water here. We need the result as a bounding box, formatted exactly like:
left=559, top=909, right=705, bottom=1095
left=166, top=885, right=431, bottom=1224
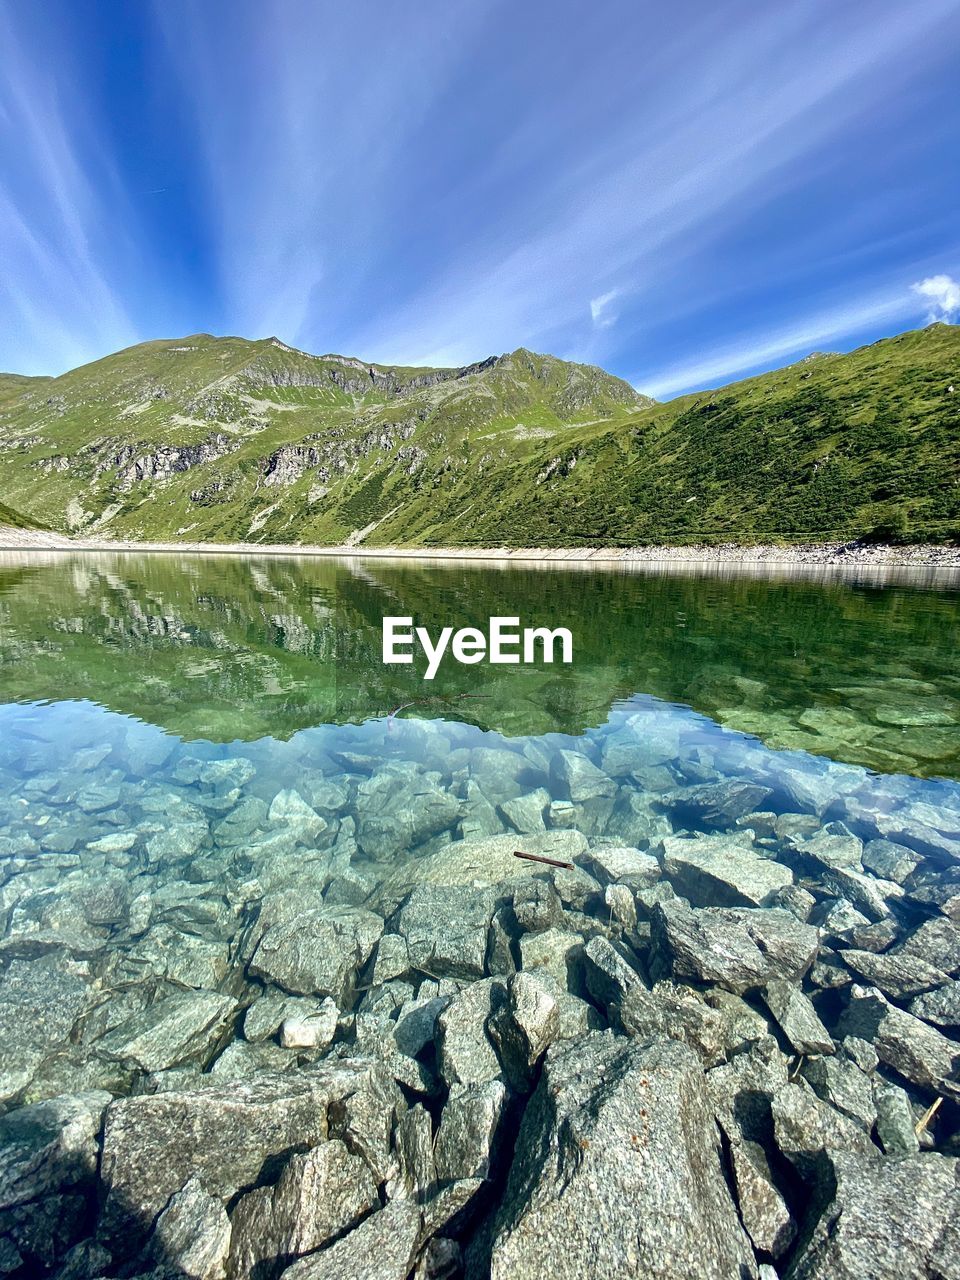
left=0, top=551, right=958, bottom=1109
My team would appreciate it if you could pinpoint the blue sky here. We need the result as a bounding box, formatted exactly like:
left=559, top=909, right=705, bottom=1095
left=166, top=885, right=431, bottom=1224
left=2, top=0, right=959, bottom=397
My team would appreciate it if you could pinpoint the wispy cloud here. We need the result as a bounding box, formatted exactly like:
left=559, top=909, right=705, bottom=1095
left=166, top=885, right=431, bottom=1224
left=590, top=290, right=620, bottom=328
left=1, top=0, right=959, bottom=381
left=637, top=286, right=925, bottom=399
left=0, top=9, right=138, bottom=373
left=912, top=273, right=960, bottom=322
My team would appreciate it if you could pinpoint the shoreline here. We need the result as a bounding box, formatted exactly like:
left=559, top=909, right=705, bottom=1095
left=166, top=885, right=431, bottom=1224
left=1, top=524, right=959, bottom=569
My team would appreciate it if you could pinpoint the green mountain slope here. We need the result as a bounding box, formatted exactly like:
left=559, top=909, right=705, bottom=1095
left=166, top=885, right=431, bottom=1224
left=0, top=325, right=957, bottom=545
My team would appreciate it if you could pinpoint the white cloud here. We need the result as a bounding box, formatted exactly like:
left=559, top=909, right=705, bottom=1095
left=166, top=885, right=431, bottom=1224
left=590, top=289, right=619, bottom=327
left=912, top=273, right=960, bottom=322
left=637, top=288, right=917, bottom=399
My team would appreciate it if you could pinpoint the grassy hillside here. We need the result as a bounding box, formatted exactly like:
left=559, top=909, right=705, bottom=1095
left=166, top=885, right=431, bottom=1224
left=0, top=325, right=956, bottom=545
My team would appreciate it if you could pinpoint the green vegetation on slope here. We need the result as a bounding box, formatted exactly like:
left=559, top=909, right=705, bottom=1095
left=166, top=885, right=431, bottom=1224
left=0, top=325, right=957, bottom=545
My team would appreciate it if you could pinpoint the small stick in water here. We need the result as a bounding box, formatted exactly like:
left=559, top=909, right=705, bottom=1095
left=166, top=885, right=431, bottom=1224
left=915, top=1097, right=942, bottom=1137
left=513, top=850, right=575, bottom=871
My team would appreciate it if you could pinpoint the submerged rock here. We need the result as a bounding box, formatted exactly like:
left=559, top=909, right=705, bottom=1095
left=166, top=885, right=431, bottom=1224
left=484, top=1034, right=755, bottom=1279
left=96, top=989, right=237, bottom=1072
left=228, top=1140, right=378, bottom=1279
left=762, top=980, right=834, bottom=1055
left=651, top=899, right=819, bottom=993
left=839, top=985, right=960, bottom=1096
left=278, top=1200, right=421, bottom=1280
left=397, top=884, right=496, bottom=981
left=659, top=833, right=793, bottom=907
left=97, top=1064, right=382, bottom=1258
left=788, top=1149, right=960, bottom=1279
left=141, top=1176, right=232, bottom=1280
left=250, top=907, right=384, bottom=1002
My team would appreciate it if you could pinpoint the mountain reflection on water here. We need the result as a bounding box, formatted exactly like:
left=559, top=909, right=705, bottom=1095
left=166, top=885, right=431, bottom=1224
left=0, top=551, right=958, bottom=779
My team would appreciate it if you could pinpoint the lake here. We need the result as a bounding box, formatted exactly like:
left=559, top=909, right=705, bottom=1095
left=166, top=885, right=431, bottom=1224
left=1, top=551, right=959, bottom=1276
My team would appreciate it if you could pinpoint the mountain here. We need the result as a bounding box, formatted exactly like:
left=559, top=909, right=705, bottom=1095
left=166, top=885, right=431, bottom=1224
left=0, top=325, right=957, bottom=545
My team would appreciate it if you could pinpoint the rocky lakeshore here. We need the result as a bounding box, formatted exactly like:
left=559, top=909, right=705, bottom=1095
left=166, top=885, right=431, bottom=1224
left=2, top=523, right=960, bottom=571
left=1, top=700, right=960, bottom=1279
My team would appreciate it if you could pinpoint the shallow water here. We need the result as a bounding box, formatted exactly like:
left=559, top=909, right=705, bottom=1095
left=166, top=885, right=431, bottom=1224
left=2, top=553, right=960, bottom=1273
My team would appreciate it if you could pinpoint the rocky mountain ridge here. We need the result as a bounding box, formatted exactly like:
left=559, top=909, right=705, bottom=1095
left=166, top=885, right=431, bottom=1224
left=0, top=323, right=957, bottom=546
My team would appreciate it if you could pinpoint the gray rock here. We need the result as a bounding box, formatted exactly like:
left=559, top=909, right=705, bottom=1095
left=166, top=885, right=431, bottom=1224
left=228, top=1140, right=378, bottom=1279
left=898, top=916, right=960, bottom=974
left=842, top=1035, right=878, bottom=1074
left=390, top=1104, right=436, bottom=1203
left=394, top=995, right=451, bottom=1057
left=435, top=1079, right=508, bottom=1182
left=792, top=828, right=863, bottom=870
left=278, top=1201, right=421, bottom=1280
left=604, top=882, right=637, bottom=930
left=728, top=1138, right=796, bottom=1259
left=787, top=1150, right=960, bottom=1279
left=582, top=934, right=644, bottom=1009
left=518, top=928, right=583, bottom=990
left=280, top=997, right=338, bottom=1050
left=116, top=923, right=230, bottom=990
left=437, top=979, right=506, bottom=1086
left=0, top=1090, right=110, bottom=1210
left=371, top=933, right=410, bottom=983
left=268, top=789, right=328, bottom=844
left=839, top=985, right=960, bottom=1095
left=651, top=899, right=819, bottom=993
left=910, top=978, right=960, bottom=1028
left=763, top=980, right=834, bottom=1055
left=669, top=779, right=772, bottom=830
left=356, top=769, right=460, bottom=859
left=511, top=878, right=562, bottom=933
left=250, top=907, right=384, bottom=1002
left=874, top=1083, right=920, bottom=1155
left=485, top=1034, right=756, bottom=1279
left=801, top=1054, right=876, bottom=1130
left=0, top=957, right=93, bottom=1103
left=550, top=750, right=616, bottom=802
left=841, top=948, right=948, bottom=999
left=500, top=789, right=550, bottom=834
left=771, top=1083, right=876, bottom=1181
left=488, top=972, right=559, bottom=1089
left=707, top=1038, right=791, bottom=1147
left=142, top=1176, right=231, bottom=1280
left=861, top=839, right=921, bottom=884
left=660, top=833, right=792, bottom=907
left=821, top=866, right=900, bottom=922
left=584, top=845, right=659, bottom=890
left=97, top=990, right=237, bottom=1072
left=703, top=987, right=771, bottom=1056
left=97, top=1063, right=384, bottom=1258
left=243, top=992, right=323, bottom=1043
left=397, top=884, right=496, bottom=981
left=207, top=1039, right=295, bottom=1078
left=620, top=981, right=725, bottom=1066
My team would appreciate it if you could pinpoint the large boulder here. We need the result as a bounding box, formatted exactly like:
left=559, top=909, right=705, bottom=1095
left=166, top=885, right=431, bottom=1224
left=97, top=1062, right=392, bottom=1259
left=396, top=884, right=497, bottom=981
left=659, top=833, right=793, bottom=908
left=484, top=1033, right=756, bottom=1279
left=787, top=1150, right=960, bottom=1279
left=651, top=899, right=819, bottom=993
left=250, top=907, right=384, bottom=1002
